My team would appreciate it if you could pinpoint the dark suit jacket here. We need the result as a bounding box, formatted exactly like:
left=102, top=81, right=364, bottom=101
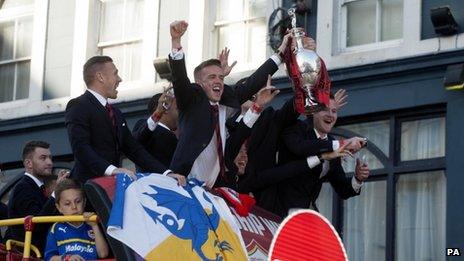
left=132, top=119, right=178, bottom=169
left=65, top=91, right=167, bottom=183
left=7, top=175, right=56, bottom=252
left=225, top=98, right=305, bottom=196
left=168, top=56, right=278, bottom=176
left=261, top=119, right=359, bottom=217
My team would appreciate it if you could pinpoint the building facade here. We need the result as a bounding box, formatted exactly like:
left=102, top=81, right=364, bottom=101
left=0, top=0, right=463, bottom=260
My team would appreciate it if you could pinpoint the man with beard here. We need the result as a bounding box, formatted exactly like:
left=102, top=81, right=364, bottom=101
left=7, top=141, right=68, bottom=252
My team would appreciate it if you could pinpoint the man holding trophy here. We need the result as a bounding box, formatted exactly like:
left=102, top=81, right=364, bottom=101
left=264, top=8, right=370, bottom=217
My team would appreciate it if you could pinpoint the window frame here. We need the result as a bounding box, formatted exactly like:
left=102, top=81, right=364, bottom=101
left=213, top=0, right=267, bottom=71
left=0, top=1, right=47, bottom=110
left=70, top=0, right=166, bottom=104
left=97, top=0, right=145, bottom=83
left=317, top=0, right=464, bottom=70
left=204, top=0, right=276, bottom=82
left=328, top=106, right=446, bottom=260
left=339, top=0, right=404, bottom=52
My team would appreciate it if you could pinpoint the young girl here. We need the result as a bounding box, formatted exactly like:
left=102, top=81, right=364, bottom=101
left=44, top=179, right=109, bottom=261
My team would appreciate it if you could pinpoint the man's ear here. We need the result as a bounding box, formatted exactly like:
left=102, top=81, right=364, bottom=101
left=96, top=72, right=104, bottom=83
left=23, top=158, right=32, bottom=169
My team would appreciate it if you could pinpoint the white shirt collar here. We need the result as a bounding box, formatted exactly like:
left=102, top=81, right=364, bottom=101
left=87, top=89, right=107, bottom=106
left=209, top=101, right=219, bottom=106
left=314, top=128, right=328, bottom=140
left=24, top=172, right=44, bottom=188
left=158, top=122, right=171, bottom=131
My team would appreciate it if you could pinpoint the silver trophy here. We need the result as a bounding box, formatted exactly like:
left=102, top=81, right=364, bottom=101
left=286, top=8, right=324, bottom=113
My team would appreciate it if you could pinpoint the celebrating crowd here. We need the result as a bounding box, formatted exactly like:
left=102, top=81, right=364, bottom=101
left=4, top=20, right=370, bottom=260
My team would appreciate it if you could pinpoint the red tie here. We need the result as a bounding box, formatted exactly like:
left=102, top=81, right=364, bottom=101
left=105, top=103, right=116, bottom=128
left=40, top=185, right=47, bottom=197
left=211, top=105, right=227, bottom=182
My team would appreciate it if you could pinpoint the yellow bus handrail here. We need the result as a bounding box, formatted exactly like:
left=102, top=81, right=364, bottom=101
left=0, top=214, right=99, bottom=259
left=0, top=215, right=98, bottom=227
left=5, top=239, right=41, bottom=258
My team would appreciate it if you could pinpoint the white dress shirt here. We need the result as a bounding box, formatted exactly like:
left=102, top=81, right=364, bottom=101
left=188, top=102, right=226, bottom=188
left=24, top=172, right=44, bottom=188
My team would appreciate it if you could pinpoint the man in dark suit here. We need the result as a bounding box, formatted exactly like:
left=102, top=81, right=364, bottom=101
left=228, top=98, right=304, bottom=193
left=266, top=97, right=370, bottom=217
left=65, top=56, right=184, bottom=184
left=132, top=88, right=178, bottom=169
left=7, top=141, right=68, bottom=252
left=168, top=21, right=281, bottom=188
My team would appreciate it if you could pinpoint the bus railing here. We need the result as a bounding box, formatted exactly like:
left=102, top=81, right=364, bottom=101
left=0, top=215, right=98, bottom=260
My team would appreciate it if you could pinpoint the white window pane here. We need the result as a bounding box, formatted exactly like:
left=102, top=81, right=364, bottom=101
left=401, top=117, right=445, bottom=161
left=248, top=0, right=266, bottom=18
left=0, top=21, right=15, bottom=61
left=16, top=61, right=30, bottom=100
left=340, top=120, right=389, bottom=172
left=101, top=43, right=141, bottom=82
left=1, top=0, right=34, bottom=9
left=218, top=23, right=246, bottom=67
left=124, top=0, right=144, bottom=39
left=127, top=42, right=142, bottom=81
left=102, top=45, right=124, bottom=77
left=316, top=183, right=333, bottom=223
left=16, top=17, right=33, bottom=59
left=247, top=20, right=266, bottom=66
left=217, top=0, right=244, bottom=21
left=395, top=171, right=446, bottom=261
left=344, top=180, right=386, bottom=261
left=0, top=64, right=14, bottom=102
left=100, top=0, right=124, bottom=42
left=157, top=0, right=189, bottom=83
left=346, top=0, right=376, bottom=46
left=342, top=150, right=384, bottom=172
left=341, top=120, right=390, bottom=156
left=381, top=0, right=403, bottom=41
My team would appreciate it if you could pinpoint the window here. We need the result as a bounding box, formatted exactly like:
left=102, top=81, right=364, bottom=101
left=323, top=110, right=446, bottom=260
left=340, top=0, right=403, bottom=48
left=98, top=0, right=144, bottom=82
left=0, top=0, right=34, bottom=102
left=400, top=117, right=445, bottom=161
left=214, top=0, right=267, bottom=71
left=395, top=171, right=446, bottom=261
left=343, top=180, right=386, bottom=261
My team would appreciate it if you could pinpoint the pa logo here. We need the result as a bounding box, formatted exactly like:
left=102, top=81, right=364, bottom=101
left=446, top=248, right=461, bottom=256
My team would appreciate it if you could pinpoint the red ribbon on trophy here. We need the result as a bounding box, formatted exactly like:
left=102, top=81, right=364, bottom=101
left=283, top=8, right=331, bottom=114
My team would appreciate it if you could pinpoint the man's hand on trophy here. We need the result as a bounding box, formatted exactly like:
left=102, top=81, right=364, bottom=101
left=218, top=47, right=237, bottom=77
left=302, top=36, right=316, bottom=51
left=277, top=33, right=292, bottom=56
left=334, top=89, right=348, bottom=109
left=255, top=75, right=280, bottom=108
left=170, top=20, right=188, bottom=40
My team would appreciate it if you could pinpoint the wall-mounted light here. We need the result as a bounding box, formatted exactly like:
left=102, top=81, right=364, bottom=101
left=153, top=58, right=172, bottom=81
left=430, top=6, right=459, bottom=36
left=444, top=64, right=464, bottom=90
